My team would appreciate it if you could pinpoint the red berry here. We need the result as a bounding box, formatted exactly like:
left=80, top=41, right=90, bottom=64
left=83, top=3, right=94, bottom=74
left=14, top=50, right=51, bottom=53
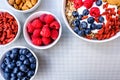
left=51, top=29, right=59, bottom=40
left=32, top=37, right=42, bottom=46
left=40, top=25, right=51, bottom=37
left=31, top=19, right=43, bottom=29
left=90, top=7, right=100, bottom=17
left=39, top=14, right=47, bottom=23
left=42, top=37, right=52, bottom=45
left=74, top=0, right=83, bottom=9
left=27, top=23, right=34, bottom=33
left=84, top=0, right=94, bottom=9
left=44, top=14, right=55, bottom=24
left=50, top=21, right=60, bottom=29
left=32, top=29, right=41, bottom=38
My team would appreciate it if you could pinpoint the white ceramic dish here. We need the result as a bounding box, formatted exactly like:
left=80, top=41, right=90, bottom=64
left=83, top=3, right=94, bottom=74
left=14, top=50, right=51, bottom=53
left=62, top=0, right=120, bottom=43
left=0, top=46, right=38, bottom=80
left=0, top=9, right=21, bottom=47
left=23, top=11, right=62, bottom=49
left=5, top=0, right=41, bottom=13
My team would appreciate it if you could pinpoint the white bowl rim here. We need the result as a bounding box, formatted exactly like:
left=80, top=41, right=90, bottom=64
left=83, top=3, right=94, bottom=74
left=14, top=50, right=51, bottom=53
left=61, top=0, right=120, bottom=43
left=5, top=0, right=41, bottom=13
left=23, top=11, right=62, bottom=49
left=0, top=46, right=39, bottom=80
left=0, top=9, right=21, bottom=46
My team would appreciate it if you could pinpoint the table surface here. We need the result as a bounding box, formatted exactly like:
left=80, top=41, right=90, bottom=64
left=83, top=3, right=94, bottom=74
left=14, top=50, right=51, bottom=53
left=1, top=0, right=120, bottom=80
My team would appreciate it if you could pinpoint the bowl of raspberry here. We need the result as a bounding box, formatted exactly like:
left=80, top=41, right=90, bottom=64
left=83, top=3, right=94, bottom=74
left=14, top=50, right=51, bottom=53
left=0, top=46, right=38, bottom=80
left=62, top=0, right=120, bottom=43
left=23, top=11, right=62, bottom=49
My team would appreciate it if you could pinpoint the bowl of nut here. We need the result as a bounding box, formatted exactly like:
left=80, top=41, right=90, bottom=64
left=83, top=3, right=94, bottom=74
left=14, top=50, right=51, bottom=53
left=23, top=11, right=62, bottom=49
left=0, top=46, right=38, bottom=80
left=0, top=9, right=21, bottom=46
left=5, top=0, right=41, bottom=13
left=62, top=0, right=120, bottom=43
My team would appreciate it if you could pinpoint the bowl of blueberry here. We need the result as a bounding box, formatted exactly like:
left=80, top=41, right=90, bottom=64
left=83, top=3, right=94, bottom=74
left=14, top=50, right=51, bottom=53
left=62, top=0, right=120, bottom=43
left=0, top=46, right=38, bottom=80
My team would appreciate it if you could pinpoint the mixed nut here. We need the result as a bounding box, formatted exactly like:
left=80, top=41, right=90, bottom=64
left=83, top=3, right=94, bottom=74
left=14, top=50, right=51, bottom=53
left=8, top=0, right=38, bottom=10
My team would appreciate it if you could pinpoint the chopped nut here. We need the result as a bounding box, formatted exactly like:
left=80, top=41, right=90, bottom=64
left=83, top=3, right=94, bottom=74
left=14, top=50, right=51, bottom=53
left=15, top=0, right=21, bottom=4
left=26, top=1, right=33, bottom=8
left=22, top=4, right=29, bottom=10
left=14, top=4, right=19, bottom=9
left=31, top=0, right=37, bottom=5
left=8, top=0, right=15, bottom=5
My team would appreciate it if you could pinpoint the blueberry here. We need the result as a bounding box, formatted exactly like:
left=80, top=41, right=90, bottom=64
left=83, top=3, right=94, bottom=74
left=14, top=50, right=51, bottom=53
left=19, top=48, right=29, bottom=55
left=11, top=73, right=16, bottom=77
left=30, top=64, right=36, bottom=70
left=13, top=67, right=19, bottom=73
left=73, top=27, right=79, bottom=33
left=90, top=23, right=96, bottom=30
left=19, top=55, right=26, bottom=61
left=87, top=17, right=94, bottom=24
left=80, top=21, right=88, bottom=29
left=8, top=62, right=15, bottom=69
left=16, top=61, right=22, bottom=67
left=10, top=53, right=18, bottom=60
left=22, top=77, right=29, bottom=80
left=77, top=14, right=83, bottom=20
left=4, top=67, right=11, bottom=73
left=29, top=57, right=36, bottom=64
left=6, top=51, right=11, bottom=58
left=23, top=59, right=30, bottom=65
left=20, top=65, right=29, bottom=72
left=96, top=24, right=102, bottom=29
left=4, top=57, right=11, bottom=65
left=83, top=9, right=89, bottom=15
left=78, top=30, right=85, bottom=36
left=1, top=63, right=6, bottom=70
left=26, top=53, right=32, bottom=58
left=72, top=11, right=79, bottom=17
left=96, top=0, right=102, bottom=6
left=28, top=71, right=35, bottom=77
left=12, top=48, right=19, bottom=54
left=73, top=19, right=80, bottom=27
left=17, top=78, right=21, bottom=80
left=17, top=72, right=24, bottom=78
left=4, top=73, right=10, bottom=79
left=10, top=77, right=16, bottom=80
left=99, top=16, right=104, bottom=23
left=85, top=28, right=91, bottom=35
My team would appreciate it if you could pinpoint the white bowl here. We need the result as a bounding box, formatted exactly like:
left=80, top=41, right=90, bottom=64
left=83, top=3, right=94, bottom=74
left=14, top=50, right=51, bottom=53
left=0, top=9, right=21, bottom=46
left=0, top=46, right=38, bottom=80
left=62, top=0, right=120, bottom=43
left=23, top=11, right=62, bottom=49
left=5, top=0, right=41, bottom=13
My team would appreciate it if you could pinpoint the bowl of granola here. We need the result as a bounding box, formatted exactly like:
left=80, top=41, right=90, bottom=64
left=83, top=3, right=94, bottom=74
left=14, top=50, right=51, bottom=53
left=62, top=0, right=120, bottom=43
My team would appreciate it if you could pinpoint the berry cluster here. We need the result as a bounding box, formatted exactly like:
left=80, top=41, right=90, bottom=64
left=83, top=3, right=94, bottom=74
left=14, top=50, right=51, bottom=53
left=27, top=14, right=60, bottom=46
left=71, top=0, right=116, bottom=39
left=1, top=48, right=36, bottom=80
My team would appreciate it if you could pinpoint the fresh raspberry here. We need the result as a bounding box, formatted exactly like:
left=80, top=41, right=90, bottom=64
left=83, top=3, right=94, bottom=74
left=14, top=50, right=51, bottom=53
left=42, top=37, right=52, bottom=45
left=32, top=29, right=41, bottom=38
left=27, top=23, right=34, bottom=33
left=39, top=14, right=47, bottom=23
left=90, top=7, right=100, bottom=17
left=40, top=25, right=51, bottom=37
left=32, top=37, right=42, bottom=46
left=51, top=29, right=59, bottom=40
left=31, top=19, right=43, bottom=29
left=84, top=0, right=94, bottom=9
left=74, top=0, right=83, bottom=9
left=44, top=14, right=55, bottom=24
left=50, top=21, right=60, bottom=29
